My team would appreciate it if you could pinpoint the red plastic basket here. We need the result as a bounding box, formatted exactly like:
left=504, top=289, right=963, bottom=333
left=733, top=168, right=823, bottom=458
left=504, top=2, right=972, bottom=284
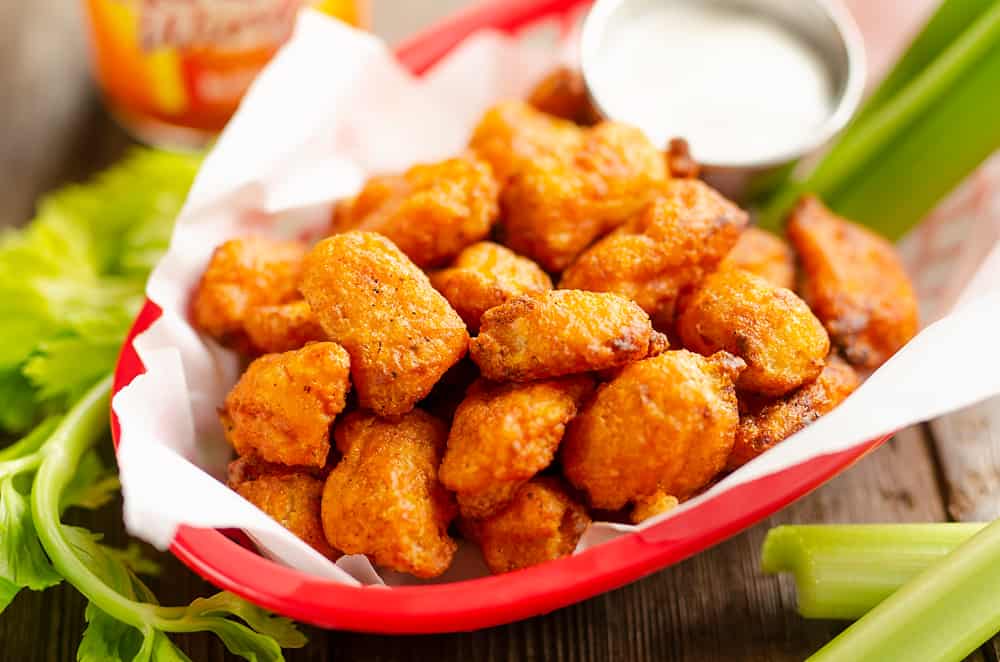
left=110, top=0, right=890, bottom=634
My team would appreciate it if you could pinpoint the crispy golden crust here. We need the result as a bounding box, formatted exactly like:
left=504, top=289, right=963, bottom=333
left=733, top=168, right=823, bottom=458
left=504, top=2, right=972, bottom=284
left=191, top=237, right=307, bottom=351
left=787, top=196, right=919, bottom=370
left=221, top=342, right=351, bottom=468
left=630, top=491, right=679, bottom=524
left=720, top=227, right=795, bottom=290
left=470, top=290, right=654, bottom=382
left=727, top=356, right=860, bottom=470
left=300, top=232, right=469, bottom=417
left=460, top=477, right=590, bottom=574
left=500, top=121, right=668, bottom=271
left=677, top=269, right=830, bottom=397
left=243, top=300, right=326, bottom=354
left=430, top=241, right=552, bottom=332
left=527, top=66, right=601, bottom=125
left=560, top=180, right=748, bottom=316
left=322, top=410, right=457, bottom=578
left=331, top=157, right=500, bottom=268
left=439, top=376, right=594, bottom=518
left=561, top=350, right=744, bottom=509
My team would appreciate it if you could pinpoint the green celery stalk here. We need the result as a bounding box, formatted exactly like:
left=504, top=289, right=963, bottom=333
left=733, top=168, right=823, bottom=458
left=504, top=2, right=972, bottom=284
left=761, top=524, right=985, bottom=620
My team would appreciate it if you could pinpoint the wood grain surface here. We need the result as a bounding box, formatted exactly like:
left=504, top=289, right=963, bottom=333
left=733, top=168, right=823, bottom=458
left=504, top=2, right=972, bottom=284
left=1, top=1, right=997, bottom=661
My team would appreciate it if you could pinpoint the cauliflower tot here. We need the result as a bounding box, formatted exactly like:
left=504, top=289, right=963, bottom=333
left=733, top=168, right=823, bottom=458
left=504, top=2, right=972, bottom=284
left=527, top=66, right=600, bottom=125
left=243, top=300, right=326, bottom=354
left=719, top=227, right=795, bottom=290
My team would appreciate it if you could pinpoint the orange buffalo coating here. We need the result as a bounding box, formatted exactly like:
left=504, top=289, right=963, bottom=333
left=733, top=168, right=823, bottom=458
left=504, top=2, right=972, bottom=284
left=719, top=227, right=795, bottom=290
left=191, top=237, right=307, bottom=351
left=439, top=375, right=595, bottom=518
left=631, top=491, right=680, bottom=524
left=322, top=410, right=457, bottom=578
left=430, top=241, right=553, bottom=332
left=527, top=66, right=600, bottom=125
left=728, top=356, right=861, bottom=470
left=677, top=269, right=830, bottom=397
left=562, top=350, right=744, bottom=510
left=300, top=231, right=469, bottom=417
left=460, top=477, right=590, bottom=574
left=221, top=342, right=350, bottom=468
left=499, top=121, right=668, bottom=271
left=470, top=290, right=655, bottom=382
left=560, top=179, right=748, bottom=318
left=228, top=457, right=338, bottom=559
left=331, top=156, right=500, bottom=268
left=787, top=196, right=919, bottom=370
left=243, top=300, right=326, bottom=354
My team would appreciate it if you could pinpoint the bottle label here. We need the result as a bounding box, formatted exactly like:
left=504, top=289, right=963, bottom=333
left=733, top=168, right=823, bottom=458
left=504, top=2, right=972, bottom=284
left=136, top=0, right=301, bottom=52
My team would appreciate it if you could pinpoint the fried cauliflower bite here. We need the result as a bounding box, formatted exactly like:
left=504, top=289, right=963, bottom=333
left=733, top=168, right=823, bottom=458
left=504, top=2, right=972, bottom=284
left=677, top=269, right=830, bottom=397
left=527, top=66, right=600, bottom=125
left=727, top=356, right=861, bottom=470
left=470, top=290, right=655, bottom=382
left=220, top=342, right=351, bottom=468
left=243, top=300, right=326, bottom=354
left=330, top=156, right=500, bottom=268
left=322, top=410, right=457, bottom=578
left=191, top=237, right=307, bottom=350
left=300, top=232, right=469, bottom=417
left=429, top=241, right=553, bottom=332
left=787, top=196, right=919, bottom=370
left=631, top=491, right=679, bottom=524
left=719, top=227, right=795, bottom=290
left=439, top=376, right=594, bottom=519
left=561, top=350, right=744, bottom=510
left=500, top=121, right=668, bottom=272
left=227, top=458, right=339, bottom=559
left=460, top=477, right=590, bottom=574
left=665, top=137, right=701, bottom=179
left=560, top=180, right=748, bottom=317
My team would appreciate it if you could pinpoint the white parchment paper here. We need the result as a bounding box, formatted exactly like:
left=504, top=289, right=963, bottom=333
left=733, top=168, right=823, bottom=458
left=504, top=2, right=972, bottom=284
left=112, top=10, right=1000, bottom=587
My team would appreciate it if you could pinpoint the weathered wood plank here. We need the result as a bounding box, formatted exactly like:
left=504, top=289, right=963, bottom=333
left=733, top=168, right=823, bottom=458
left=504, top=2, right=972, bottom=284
left=930, top=398, right=1000, bottom=522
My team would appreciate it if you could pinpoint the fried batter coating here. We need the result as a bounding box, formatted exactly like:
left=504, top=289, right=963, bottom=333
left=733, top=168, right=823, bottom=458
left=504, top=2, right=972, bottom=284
left=430, top=241, right=552, bottom=332
left=300, top=232, right=469, bottom=417
left=677, top=269, right=830, bottom=397
left=439, top=376, right=594, bottom=518
left=527, top=66, right=600, bottom=125
left=470, top=290, right=655, bottom=381
left=727, top=356, right=860, bottom=470
left=228, top=458, right=339, bottom=559
left=720, top=227, right=795, bottom=290
left=243, top=300, right=326, bottom=354
left=630, top=491, right=679, bottom=524
left=221, top=342, right=350, bottom=468
left=191, top=237, right=307, bottom=350
left=460, top=477, right=590, bottom=574
left=560, top=180, right=748, bottom=316
left=665, top=138, right=700, bottom=179
left=322, top=410, right=457, bottom=578
left=562, top=350, right=744, bottom=509
left=787, top=196, right=919, bottom=370
left=500, top=121, right=668, bottom=271
left=330, top=156, right=500, bottom=268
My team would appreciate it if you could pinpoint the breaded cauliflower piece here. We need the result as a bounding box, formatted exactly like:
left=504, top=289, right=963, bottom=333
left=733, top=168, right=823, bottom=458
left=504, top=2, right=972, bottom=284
left=331, top=156, right=500, bottom=268
left=300, top=231, right=469, bottom=417
left=243, top=300, right=326, bottom=354
left=562, top=350, right=744, bottom=510
left=727, top=356, right=860, bottom=470
left=719, top=227, right=795, bottom=290
left=665, top=138, right=700, bottom=179
left=527, top=66, right=600, bottom=125
left=787, top=196, right=919, bottom=370
left=439, top=375, right=594, bottom=518
left=500, top=121, right=668, bottom=271
left=322, top=410, right=457, bottom=578
left=191, top=237, right=307, bottom=351
left=227, top=456, right=338, bottom=559
left=677, top=269, right=830, bottom=397
left=430, top=241, right=553, bottom=332
left=460, top=477, right=590, bottom=574
left=470, top=290, right=655, bottom=381
left=560, top=179, right=748, bottom=317
left=630, top=491, right=680, bottom=524
left=220, top=342, right=351, bottom=468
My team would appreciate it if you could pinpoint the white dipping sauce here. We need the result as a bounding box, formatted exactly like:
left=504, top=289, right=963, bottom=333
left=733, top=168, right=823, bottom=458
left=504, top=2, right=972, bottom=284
left=589, top=3, right=835, bottom=165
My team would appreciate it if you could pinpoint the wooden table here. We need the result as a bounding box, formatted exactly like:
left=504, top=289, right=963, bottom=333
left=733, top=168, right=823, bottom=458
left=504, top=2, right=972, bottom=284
left=2, top=1, right=997, bottom=660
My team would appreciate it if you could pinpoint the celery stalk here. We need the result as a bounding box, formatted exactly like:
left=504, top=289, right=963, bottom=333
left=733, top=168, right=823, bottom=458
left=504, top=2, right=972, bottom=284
left=761, top=524, right=985, bottom=620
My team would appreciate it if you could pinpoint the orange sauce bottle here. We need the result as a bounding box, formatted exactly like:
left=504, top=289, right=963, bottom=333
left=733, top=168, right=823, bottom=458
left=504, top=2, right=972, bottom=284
left=83, top=0, right=369, bottom=148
